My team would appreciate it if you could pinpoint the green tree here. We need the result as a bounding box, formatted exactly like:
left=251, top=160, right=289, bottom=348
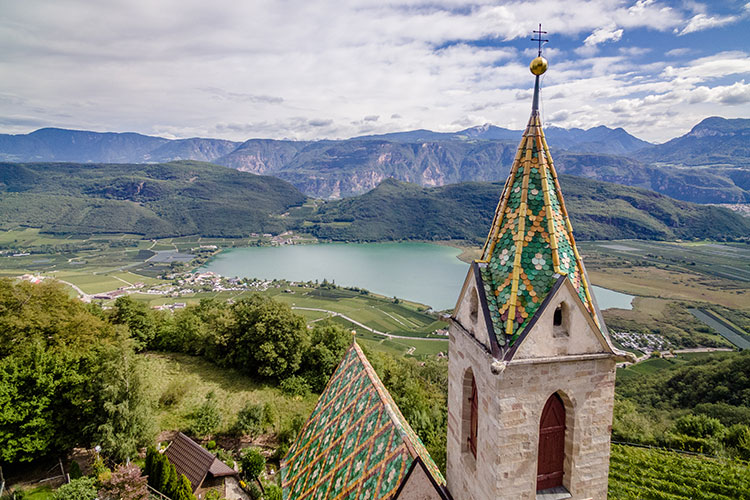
left=0, top=279, right=124, bottom=463
left=110, top=295, right=156, bottom=350
left=94, top=338, right=156, bottom=462
left=222, top=296, right=308, bottom=380
left=69, top=460, right=83, bottom=480
left=672, top=414, right=726, bottom=439
left=190, top=391, right=222, bottom=438
left=301, top=321, right=352, bottom=391
left=52, top=476, right=98, bottom=500
left=240, top=447, right=266, bottom=481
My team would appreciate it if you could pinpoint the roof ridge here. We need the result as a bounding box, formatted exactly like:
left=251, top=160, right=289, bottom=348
left=352, top=342, right=446, bottom=486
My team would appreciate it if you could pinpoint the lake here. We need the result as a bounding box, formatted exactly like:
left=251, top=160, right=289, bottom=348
left=201, top=242, right=634, bottom=311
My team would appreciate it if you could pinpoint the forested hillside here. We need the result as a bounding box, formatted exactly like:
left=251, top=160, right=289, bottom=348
left=2, top=161, right=749, bottom=241
left=0, top=161, right=305, bottom=237
left=309, top=176, right=750, bottom=242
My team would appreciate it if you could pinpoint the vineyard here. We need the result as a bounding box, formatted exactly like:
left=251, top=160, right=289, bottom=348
left=609, top=444, right=750, bottom=499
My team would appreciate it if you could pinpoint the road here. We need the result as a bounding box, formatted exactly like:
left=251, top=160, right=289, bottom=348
left=55, top=279, right=93, bottom=302
left=291, top=307, right=447, bottom=341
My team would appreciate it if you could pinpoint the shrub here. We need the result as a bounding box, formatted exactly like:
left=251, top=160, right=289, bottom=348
left=246, top=482, right=262, bottom=500
left=52, top=477, right=98, bottom=500
left=190, top=391, right=222, bottom=438
left=672, top=414, right=726, bottom=439
left=264, top=484, right=282, bottom=500
left=279, top=376, right=311, bottom=397
left=159, top=379, right=191, bottom=407
left=68, top=460, right=82, bottom=480
left=240, top=448, right=266, bottom=481
left=98, top=463, right=149, bottom=500
left=725, top=424, right=750, bottom=460
left=235, top=402, right=267, bottom=436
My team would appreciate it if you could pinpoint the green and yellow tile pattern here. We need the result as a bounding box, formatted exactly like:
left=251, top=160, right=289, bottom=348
left=479, top=111, right=599, bottom=345
left=281, top=342, right=445, bottom=500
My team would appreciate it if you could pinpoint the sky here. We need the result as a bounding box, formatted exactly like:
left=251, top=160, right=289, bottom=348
left=1, top=0, right=749, bottom=144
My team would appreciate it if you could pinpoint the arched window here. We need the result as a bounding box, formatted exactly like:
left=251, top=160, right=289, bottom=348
left=553, top=305, right=563, bottom=326
left=537, top=393, right=566, bottom=491
left=469, top=288, right=479, bottom=325
left=553, top=302, right=568, bottom=337
left=468, top=375, right=478, bottom=458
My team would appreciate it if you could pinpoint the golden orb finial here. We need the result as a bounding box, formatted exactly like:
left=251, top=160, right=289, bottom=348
left=530, top=56, right=548, bottom=76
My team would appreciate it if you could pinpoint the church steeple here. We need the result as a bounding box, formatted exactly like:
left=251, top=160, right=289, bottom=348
left=476, top=38, right=599, bottom=346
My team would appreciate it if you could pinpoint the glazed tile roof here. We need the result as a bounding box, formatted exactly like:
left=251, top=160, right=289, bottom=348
left=478, top=110, right=599, bottom=346
left=281, top=342, right=445, bottom=500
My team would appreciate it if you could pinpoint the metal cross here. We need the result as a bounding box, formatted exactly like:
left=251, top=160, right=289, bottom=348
left=531, top=23, right=548, bottom=57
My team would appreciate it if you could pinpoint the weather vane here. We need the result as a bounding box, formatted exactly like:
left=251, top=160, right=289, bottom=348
left=531, top=23, right=548, bottom=57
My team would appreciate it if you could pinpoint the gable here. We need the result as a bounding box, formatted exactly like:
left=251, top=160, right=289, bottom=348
left=394, top=459, right=451, bottom=500
left=510, top=277, right=614, bottom=360
left=281, top=343, right=445, bottom=500
left=453, top=263, right=497, bottom=354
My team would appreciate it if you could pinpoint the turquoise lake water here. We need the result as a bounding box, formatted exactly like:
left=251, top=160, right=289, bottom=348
left=201, top=242, right=634, bottom=311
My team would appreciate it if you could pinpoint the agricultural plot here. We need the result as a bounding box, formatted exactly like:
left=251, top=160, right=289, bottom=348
left=608, top=444, right=750, bottom=499
left=689, top=308, right=750, bottom=350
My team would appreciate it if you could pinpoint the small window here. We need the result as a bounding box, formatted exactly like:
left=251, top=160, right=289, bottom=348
left=468, top=376, right=478, bottom=458
left=553, top=303, right=568, bottom=337
left=553, top=305, right=563, bottom=326
left=469, top=288, right=479, bottom=324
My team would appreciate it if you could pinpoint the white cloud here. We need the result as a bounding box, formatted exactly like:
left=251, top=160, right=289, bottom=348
left=680, top=13, right=739, bottom=35
left=666, top=47, right=692, bottom=57
left=583, top=25, right=624, bottom=46
left=0, top=0, right=748, bottom=143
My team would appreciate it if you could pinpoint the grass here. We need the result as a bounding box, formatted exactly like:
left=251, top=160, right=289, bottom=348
left=616, top=351, right=726, bottom=381
left=12, top=485, right=54, bottom=500
left=140, top=352, right=318, bottom=434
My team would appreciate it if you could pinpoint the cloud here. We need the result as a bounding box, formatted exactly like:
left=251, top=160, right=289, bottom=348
left=679, top=13, right=739, bottom=35
left=666, top=48, right=692, bottom=57
left=584, top=25, right=624, bottom=46
left=308, top=119, right=333, bottom=128
left=548, top=109, right=570, bottom=121
left=0, top=0, right=748, bottom=143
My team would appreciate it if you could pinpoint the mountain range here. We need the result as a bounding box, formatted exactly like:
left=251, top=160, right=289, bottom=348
left=1, top=161, right=748, bottom=242
left=0, top=117, right=749, bottom=203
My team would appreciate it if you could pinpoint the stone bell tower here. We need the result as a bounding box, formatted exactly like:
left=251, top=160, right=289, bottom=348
left=445, top=35, right=628, bottom=500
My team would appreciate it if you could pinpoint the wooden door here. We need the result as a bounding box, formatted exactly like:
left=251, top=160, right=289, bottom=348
left=537, top=393, right=565, bottom=491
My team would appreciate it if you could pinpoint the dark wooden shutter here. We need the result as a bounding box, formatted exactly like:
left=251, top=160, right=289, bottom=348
left=468, top=376, right=478, bottom=458
left=537, top=393, right=565, bottom=491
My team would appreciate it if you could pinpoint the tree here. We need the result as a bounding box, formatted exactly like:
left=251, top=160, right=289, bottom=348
left=53, top=477, right=98, bottom=500
left=240, top=447, right=266, bottom=481
left=98, top=463, right=149, bottom=500
left=110, top=295, right=156, bottom=350
left=190, top=391, right=222, bottom=438
left=301, top=321, right=352, bottom=391
left=222, top=296, right=308, bottom=380
left=0, top=279, right=123, bottom=463
left=94, top=337, right=156, bottom=462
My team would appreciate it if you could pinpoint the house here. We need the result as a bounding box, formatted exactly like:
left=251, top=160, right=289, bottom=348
left=165, top=432, right=241, bottom=499
left=281, top=45, right=629, bottom=500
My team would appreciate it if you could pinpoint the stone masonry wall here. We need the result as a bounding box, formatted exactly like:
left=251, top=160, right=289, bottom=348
left=447, top=322, right=616, bottom=500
